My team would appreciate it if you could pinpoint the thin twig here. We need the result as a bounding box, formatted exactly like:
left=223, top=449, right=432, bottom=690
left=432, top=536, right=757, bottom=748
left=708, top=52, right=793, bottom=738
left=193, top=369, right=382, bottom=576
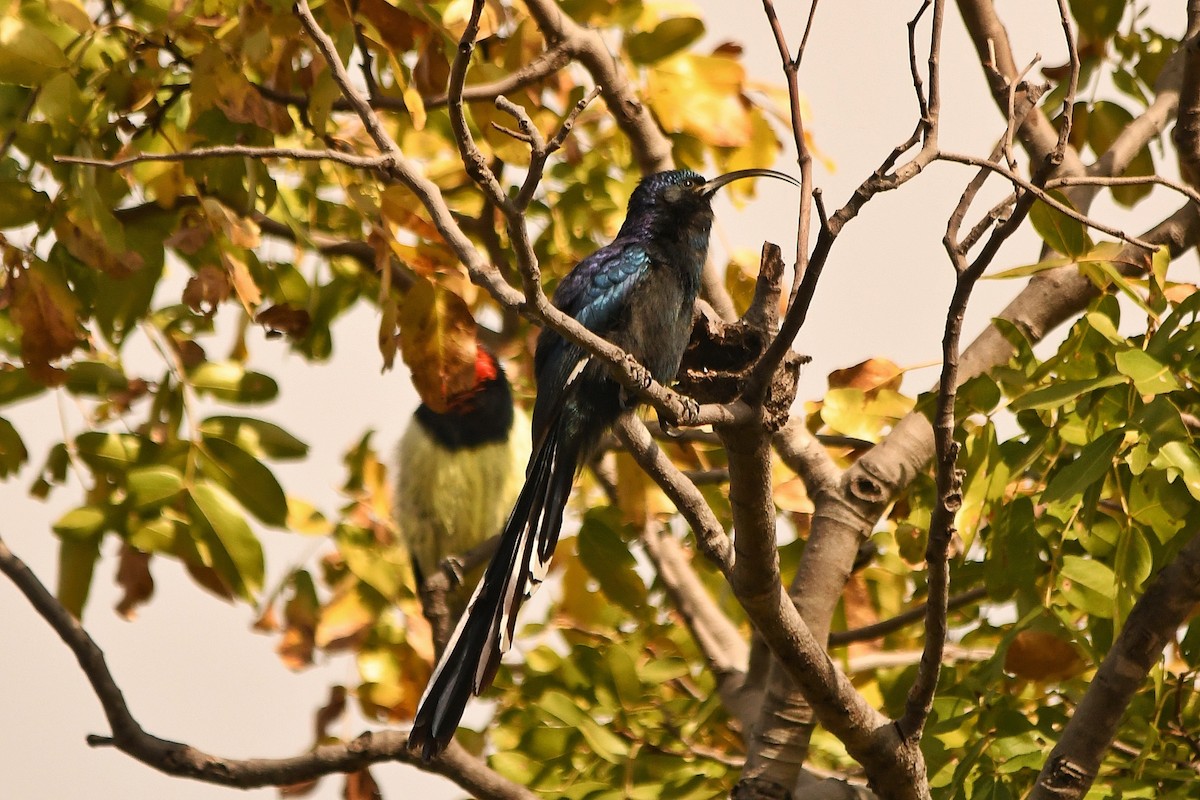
left=828, top=586, right=987, bottom=647
left=55, top=146, right=386, bottom=171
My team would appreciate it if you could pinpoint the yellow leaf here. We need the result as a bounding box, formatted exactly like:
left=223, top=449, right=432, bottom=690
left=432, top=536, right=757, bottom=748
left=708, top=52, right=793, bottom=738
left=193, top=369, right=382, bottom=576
left=315, top=583, right=375, bottom=651
left=648, top=53, right=751, bottom=147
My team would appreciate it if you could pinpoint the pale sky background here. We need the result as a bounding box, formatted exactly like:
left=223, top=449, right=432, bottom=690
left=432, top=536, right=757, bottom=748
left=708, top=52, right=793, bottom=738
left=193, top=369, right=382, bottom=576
left=1, top=2, right=1192, bottom=799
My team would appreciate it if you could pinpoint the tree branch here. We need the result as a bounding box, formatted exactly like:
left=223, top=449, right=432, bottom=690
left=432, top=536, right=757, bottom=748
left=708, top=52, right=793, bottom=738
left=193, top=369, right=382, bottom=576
left=1029, top=531, right=1200, bottom=800
left=0, top=534, right=534, bottom=799
left=522, top=0, right=673, bottom=174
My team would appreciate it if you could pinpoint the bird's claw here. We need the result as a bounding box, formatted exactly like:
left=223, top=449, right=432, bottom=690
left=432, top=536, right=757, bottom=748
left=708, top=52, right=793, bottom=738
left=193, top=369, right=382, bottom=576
left=623, top=354, right=653, bottom=390
left=678, top=396, right=701, bottom=426
left=440, top=556, right=466, bottom=588
left=662, top=396, right=700, bottom=436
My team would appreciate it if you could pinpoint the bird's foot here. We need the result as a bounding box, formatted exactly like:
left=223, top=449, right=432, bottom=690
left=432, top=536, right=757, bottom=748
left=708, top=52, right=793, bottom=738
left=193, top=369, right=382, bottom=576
left=623, top=354, right=653, bottom=390
left=665, top=395, right=701, bottom=432
left=440, top=556, right=466, bottom=588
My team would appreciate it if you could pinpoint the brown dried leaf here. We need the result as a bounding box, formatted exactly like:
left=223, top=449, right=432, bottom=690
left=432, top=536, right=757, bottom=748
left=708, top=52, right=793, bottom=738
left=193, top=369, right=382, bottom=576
left=1004, top=630, right=1085, bottom=682
left=277, top=572, right=319, bottom=669
left=279, top=778, right=321, bottom=798
left=164, top=211, right=212, bottom=254
left=358, top=0, right=427, bottom=51
left=828, top=358, right=904, bottom=394
left=315, top=684, right=347, bottom=740
left=412, top=37, right=450, bottom=98
left=253, top=602, right=280, bottom=633
left=1165, top=283, right=1198, bottom=304
left=380, top=186, right=442, bottom=241
left=10, top=261, right=81, bottom=384
left=182, top=264, right=231, bottom=316
left=256, top=304, right=312, bottom=340
left=114, top=544, right=155, bottom=620
left=841, top=573, right=879, bottom=656
left=343, top=768, right=382, bottom=800
left=55, top=212, right=145, bottom=277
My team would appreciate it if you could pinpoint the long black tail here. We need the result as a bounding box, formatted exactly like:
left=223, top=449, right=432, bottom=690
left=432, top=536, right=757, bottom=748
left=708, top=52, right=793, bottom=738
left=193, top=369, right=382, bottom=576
left=408, top=420, right=580, bottom=760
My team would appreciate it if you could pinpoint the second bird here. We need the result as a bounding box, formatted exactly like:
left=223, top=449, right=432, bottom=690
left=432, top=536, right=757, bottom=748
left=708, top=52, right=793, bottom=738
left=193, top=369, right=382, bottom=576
left=409, top=167, right=799, bottom=759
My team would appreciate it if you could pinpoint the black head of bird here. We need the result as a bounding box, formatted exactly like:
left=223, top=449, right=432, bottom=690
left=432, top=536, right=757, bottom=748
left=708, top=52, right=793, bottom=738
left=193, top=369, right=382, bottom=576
left=621, top=167, right=801, bottom=236
left=412, top=346, right=516, bottom=449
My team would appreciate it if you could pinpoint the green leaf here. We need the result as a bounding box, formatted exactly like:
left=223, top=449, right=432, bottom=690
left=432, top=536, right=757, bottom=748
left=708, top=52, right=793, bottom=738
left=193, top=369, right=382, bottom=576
left=0, top=367, right=42, bottom=404
left=200, top=436, right=288, bottom=526
left=199, top=415, right=309, bottom=460
left=1115, top=349, right=1182, bottom=396
left=0, top=178, right=50, bottom=227
left=1010, top=374, right=1125, bottom=411
left=126, top=465, right=184, bottom=509
left=189, top=361, right=278, bottom=404
left=1114, top=525, right=1152, bottom=624
left=75, top=431, right=144, bottom=472
left=1131, top=396, right=1190, bottom=451
left=52, top=505, right=107, bottom=540
left=189, top=480, right=265, bottom=600
left=576, top=508, right=647, bottom=614
left=1059, top=555, right=1116, bottom=618
left=1151, top=441, right=1200, bottom=501
left=1042, top=430, right=1123, bottom=505
left=57, top=533, right=101, bottom=619
left=64, top=361, right=129, bottom=397
left=1069, top=0, right=1124, bottom=39
left=0, top=416, right=27, bottom=477
left=985, top=254, right=1076, bottom=280
left=1086, top=102, right=1154, bottom=207
left=626, top=17, right=706, bottom=64
left=128, top=517, right=178, bottom=553
left=1084, top=310, right=1124, bottom=345
left=983, top=498, right=1042, bottom=599
left=538, top=690, right=629, bottom=763
left=1030, top=191, right=1089, bottom=258
left=0, top=17, right=69, bottom=86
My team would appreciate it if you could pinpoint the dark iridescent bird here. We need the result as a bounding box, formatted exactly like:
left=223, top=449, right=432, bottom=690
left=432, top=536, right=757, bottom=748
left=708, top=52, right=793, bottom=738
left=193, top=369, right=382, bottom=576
left=409, top=167, right=800, bottom=759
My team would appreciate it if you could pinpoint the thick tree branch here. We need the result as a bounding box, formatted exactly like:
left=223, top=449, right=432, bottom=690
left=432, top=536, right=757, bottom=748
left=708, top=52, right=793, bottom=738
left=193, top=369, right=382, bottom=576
left=1029, top=531, right=1200, bottom=800
left=1173, top=12, right=1200, bottom=188
left=0, top=535, right=534, bottom=799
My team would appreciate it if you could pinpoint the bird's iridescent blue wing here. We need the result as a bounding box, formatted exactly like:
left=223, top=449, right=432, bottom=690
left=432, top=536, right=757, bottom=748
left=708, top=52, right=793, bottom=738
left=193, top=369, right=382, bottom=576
left=532, top=241, right=651, bottom=434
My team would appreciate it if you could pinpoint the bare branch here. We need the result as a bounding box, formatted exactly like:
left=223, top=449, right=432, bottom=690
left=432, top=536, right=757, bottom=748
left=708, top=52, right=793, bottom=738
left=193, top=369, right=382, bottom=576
left=523, top=0, right=673, bottom=174
left=936, top=151, right=1158, bottom=251
left=252, top=43, right=572, bottom=113
left=828, top=587, right=988, bottom=647
left=0, top=534, right=534, bottom=799
left=56, top=146, right=386, bottom=171
left=615, top=416, right=733, bottom=573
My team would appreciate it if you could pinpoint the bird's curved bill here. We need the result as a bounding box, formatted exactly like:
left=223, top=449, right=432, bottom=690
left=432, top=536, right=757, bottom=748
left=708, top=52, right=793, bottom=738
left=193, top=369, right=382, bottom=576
left=700, top=168, right=801, bottom=197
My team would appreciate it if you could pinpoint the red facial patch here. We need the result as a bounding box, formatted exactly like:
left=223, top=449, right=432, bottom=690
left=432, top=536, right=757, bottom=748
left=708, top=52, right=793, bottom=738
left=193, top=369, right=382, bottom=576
left=474, top=347, right=498, bottom=386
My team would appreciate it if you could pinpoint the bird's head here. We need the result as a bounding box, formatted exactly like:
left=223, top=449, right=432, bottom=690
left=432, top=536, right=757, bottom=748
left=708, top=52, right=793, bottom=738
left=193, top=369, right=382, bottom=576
left=444, top=346, right=505, bottom=413
left=625, top=168, right=800, bottom=226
